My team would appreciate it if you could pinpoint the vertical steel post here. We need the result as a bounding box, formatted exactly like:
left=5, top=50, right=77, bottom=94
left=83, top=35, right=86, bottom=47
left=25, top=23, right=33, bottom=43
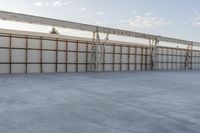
left=120, top=45, right=122, bottom=71
left=145, top=47, right=148, bottom=70
left=113, top=44, right=115, bottom=72
left=86, top=42, right=88, bottom=72
left=40, top=37, right=43, bottom=73
left=25, top=36, right=28, bottom=74
left=135, top=47, right=137, bottom=71
left=141, top=46, right=143, bottom=70
left=55, top=39, right=58, bottom=72
left=76, top=41, right=79, bottom=72
left=9, top=34, right=12, bottom=74
left=65, top=40, right=68, bottom=72
left=128, top=46, right=130, bottom=71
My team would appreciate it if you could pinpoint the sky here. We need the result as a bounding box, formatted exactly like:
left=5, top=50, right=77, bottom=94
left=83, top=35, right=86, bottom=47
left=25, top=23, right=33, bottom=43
left=0, top=0, right=200, bottom=42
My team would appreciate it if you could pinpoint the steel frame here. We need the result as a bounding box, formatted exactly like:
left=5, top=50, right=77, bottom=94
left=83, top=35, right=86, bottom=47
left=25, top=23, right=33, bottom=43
left=0, top=9, right=200, bottom=73
left=1, top=11, right=199, bottom=72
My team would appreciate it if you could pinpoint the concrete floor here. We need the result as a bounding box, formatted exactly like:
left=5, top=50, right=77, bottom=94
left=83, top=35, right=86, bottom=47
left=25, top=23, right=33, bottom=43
left=0, top=71, right=200, bottom=133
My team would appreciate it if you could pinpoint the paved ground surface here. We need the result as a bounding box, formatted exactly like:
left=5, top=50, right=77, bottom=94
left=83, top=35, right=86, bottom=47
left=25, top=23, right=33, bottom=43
left=0, top=71, right=200, bottom=133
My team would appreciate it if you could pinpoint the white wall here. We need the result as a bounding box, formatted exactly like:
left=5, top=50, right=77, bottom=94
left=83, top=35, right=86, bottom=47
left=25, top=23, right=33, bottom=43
left=0, top=29, right=199, bottom=74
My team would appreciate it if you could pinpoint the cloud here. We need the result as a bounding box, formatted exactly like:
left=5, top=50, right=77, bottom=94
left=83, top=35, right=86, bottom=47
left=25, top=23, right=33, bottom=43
left=120, top=12, right=170, bottom=29
left=192, top=14, right=200, bottom=26
left=97, top=11, right=104, bottom=15
left=52, top=0, right=63, bottom=7
left=144, top=12, right=153, bottom=16
left=33, top=0, right=72, bottom=8
left=33, top=2, right=43, bottom=7
left=79, top=7, right=87, bottom=12
left=95, top=21, right=102, bottom=25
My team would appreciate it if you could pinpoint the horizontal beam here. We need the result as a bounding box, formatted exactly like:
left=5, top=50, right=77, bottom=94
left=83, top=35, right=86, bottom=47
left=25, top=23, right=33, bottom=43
left=0, top=11, right=155, bottom=39
left=157, top=36, right=200, bottom=46
left=0, top=10, right=199, bottom=46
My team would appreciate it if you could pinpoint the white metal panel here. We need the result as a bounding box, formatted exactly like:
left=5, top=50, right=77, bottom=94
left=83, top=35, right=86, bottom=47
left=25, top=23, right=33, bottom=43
left=12, top=38, right=25, bottom=48
left=0, top=36, right=9, bottom=47
left=105, top=54, right=112, bottom=63
left=68, top=42, right=76, bottom=51
left=0, top=49, right=9, bottom=62
left=57, top=64, right=66, bottom=72
left=12, top=64, right=25, bottom=73
left=0, top=64, right=9, bottom=73
left=129, top=64, right=134, bottom=71
left=122, top=47, right=128, bottom=53
left=78, top=65, right=86, bottom=72
left=43, top=64, right=55, bottom=73
left=78, top=43, right=86, bottom=51
left=97, top=64, right=103, bottom=71
left=114, top=64, right=120, bottom=71
left=115, top=46, right=120, bottom=53
left=130, top=55, right=135, bottom=63
left=68, top=52, right=76, bottom=63
left=105, top=64, right=112, bottom=71
left=12, top=50, right=25, bottom=62
left=67, top=64, right=76, bottom=72
left=28, top=64, right=40, bottom=73
left=43, top=40, right=56, bottom=49
left=115, top=54, right=120, bottom=63
left=28, top=39, right=40, bottom=49
left=122, top=55, right=128, bottom=63
left=58, top=52, right=66, bottom=63
left=43, top=51, right=56, bottom=62
left=105, top=46, right=113, bottom=53
left=58, top=42, right=66, bottom=50
left=122, top=64, right=128, bottom=71
left=78, top=53, right=86, bottom=63
left=28, top=50, right=40, bottom=62
left=136, top=65, right=141, bottom=71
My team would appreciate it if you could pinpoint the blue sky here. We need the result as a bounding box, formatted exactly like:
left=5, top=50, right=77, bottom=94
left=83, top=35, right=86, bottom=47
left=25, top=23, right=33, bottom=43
left=0, top=0, right=200, bottom=41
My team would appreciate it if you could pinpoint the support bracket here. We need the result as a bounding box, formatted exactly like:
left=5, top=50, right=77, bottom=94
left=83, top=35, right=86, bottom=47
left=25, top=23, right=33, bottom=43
left=185, top=44, right=193, bottom=70
left=149, top=37, right=159, bottom=70
left=91, top=27, right=109, bottom=72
